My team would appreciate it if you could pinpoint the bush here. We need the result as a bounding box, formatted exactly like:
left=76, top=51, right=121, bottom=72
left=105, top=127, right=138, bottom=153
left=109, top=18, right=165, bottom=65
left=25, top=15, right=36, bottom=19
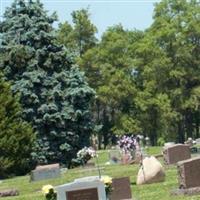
left=0, top=76, right=35, bottom=178
left=157, top=137, right=165, bottom=146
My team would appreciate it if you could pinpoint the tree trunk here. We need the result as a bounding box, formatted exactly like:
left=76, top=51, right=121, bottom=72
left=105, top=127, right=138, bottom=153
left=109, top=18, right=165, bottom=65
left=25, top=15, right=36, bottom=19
left=178, top=121, right=185, bottom=143
left=195, top=111, right=200, bottom=138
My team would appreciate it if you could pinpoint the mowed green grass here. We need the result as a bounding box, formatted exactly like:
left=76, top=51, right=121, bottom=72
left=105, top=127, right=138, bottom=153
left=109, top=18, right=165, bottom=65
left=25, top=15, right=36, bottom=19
left=1, top=147, right=200, bottom=200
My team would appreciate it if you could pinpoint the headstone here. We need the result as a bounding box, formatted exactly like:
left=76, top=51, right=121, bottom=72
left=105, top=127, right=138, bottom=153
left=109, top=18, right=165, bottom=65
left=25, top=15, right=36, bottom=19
left=110, top=177, right=132, bottom=200
left=177, top=157, right=200, bottom=189
left=196, top=138, right=200, bottom=145
left=55, top=179, right=106, bottom=200
left=0, top=189, right=19, bottom=197
left=109, top=150, right=122, bottom=164
left=30, top=163, right=60, bottom=182
left=137, top=156, right=165, bottom=185
left=163, top=144, right=191, bottom=165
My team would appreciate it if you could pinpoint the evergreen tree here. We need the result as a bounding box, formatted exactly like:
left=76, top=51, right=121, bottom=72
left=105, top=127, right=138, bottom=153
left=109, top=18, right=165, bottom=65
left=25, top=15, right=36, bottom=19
left=0, top=0, right=95, bottom=165
left=0, top=75, right=35, bottom=178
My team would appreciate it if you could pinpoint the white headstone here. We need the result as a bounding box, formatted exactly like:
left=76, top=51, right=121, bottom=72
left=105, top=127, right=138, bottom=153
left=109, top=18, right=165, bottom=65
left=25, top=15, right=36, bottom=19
left=55, top=179, right=106, bottom=200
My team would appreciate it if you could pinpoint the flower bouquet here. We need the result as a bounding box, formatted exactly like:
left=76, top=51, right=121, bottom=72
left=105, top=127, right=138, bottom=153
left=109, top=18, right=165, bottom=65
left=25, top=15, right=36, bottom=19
left=118, top=135, right=138, bottom=161
left=118, top=135, right=137, bottom=152
left=42, top=185, right=56, bottom=200
left=77, top=146, right=96, bottom=165
left=100, top=176, right=113, bottom=199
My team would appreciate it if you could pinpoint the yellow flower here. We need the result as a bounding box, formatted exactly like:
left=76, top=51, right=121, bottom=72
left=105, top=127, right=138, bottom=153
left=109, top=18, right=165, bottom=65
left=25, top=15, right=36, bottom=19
left=101, top=176, right=112, bottom=184
left=42, top=185, right=54, bottom=194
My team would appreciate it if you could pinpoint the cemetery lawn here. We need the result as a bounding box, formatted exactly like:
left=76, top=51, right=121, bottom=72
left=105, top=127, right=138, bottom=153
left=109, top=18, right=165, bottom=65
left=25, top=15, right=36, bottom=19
left=1, top=147, right=200, bottom=200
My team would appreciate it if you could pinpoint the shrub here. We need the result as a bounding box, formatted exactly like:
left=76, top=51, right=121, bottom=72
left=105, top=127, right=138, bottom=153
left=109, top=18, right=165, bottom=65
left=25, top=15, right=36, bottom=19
left=0, top=76, right=35, bottom=178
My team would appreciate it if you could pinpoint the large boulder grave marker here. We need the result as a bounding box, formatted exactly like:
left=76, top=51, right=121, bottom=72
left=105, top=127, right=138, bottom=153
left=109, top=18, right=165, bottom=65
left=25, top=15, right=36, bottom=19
left=137, top=156, right=165, bottom=185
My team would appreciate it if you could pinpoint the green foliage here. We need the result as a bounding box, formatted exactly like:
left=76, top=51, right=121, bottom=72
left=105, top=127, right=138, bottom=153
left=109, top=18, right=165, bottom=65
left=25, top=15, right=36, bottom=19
left=134, top=0, right=200, bottom=143
left=157, top=137, right=165, bottom=146
left=0, top=75, right=35, bottom=178
left=79, top=25, right=144, bottom=147
left=57, top=8, right=97, bottom=57
left=0, top=0, right=95, bottom=166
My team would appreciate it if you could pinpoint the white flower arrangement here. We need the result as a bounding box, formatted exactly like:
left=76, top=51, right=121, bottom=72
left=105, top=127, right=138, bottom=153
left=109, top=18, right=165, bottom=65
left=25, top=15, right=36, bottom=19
left=77, top=146, right=96, bottom=164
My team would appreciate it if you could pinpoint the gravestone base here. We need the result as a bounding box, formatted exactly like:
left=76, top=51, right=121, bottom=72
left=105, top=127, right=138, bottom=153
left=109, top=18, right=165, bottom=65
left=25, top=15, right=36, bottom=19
left=171, top=187, right=200, bottom=196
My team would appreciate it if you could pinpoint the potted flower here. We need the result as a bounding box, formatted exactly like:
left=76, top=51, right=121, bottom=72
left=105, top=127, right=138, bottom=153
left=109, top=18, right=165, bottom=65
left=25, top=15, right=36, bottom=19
left=77, top=146, right=96, bottom=165
left=42, top=185, right=56, bottom=200
left=100, top=176, right=113, bottom=200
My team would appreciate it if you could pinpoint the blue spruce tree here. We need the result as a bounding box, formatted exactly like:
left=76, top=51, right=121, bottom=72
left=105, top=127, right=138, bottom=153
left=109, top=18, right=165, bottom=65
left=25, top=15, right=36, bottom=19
left=0, top=0, right=95, bottom=166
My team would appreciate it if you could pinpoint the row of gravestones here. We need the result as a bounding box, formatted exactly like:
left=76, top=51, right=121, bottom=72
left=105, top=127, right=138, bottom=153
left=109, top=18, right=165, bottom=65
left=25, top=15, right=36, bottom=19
left=0, top=162, right=133, bottom=199
left=163, top=144, right=200, bottom=194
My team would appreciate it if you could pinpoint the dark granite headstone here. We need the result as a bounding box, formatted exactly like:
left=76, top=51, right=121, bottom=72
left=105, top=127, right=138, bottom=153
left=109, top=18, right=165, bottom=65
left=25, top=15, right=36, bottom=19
left=110, top=177, right=132, bottom=200
left=30, top=163, right=60, bottom=182
left=177, top=157, right=200, bottom=189
left=163, top=144, right=191, bottom=165
left=66, top=188, right=98, bottom=200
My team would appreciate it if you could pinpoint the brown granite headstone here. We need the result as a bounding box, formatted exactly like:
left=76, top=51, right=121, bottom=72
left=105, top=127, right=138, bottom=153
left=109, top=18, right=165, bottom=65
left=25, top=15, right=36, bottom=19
left=163, top=144, right=191, bottom=165
left=177, top=157, right=200, bottom=189
left=110, top=177, right=132, bottom=200
left=66, top=188, right=98, bottom=200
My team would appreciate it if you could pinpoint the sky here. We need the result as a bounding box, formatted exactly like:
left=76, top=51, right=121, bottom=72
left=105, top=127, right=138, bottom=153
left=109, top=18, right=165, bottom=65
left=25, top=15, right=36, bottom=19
left=0, top=0, right=161, bottom=38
